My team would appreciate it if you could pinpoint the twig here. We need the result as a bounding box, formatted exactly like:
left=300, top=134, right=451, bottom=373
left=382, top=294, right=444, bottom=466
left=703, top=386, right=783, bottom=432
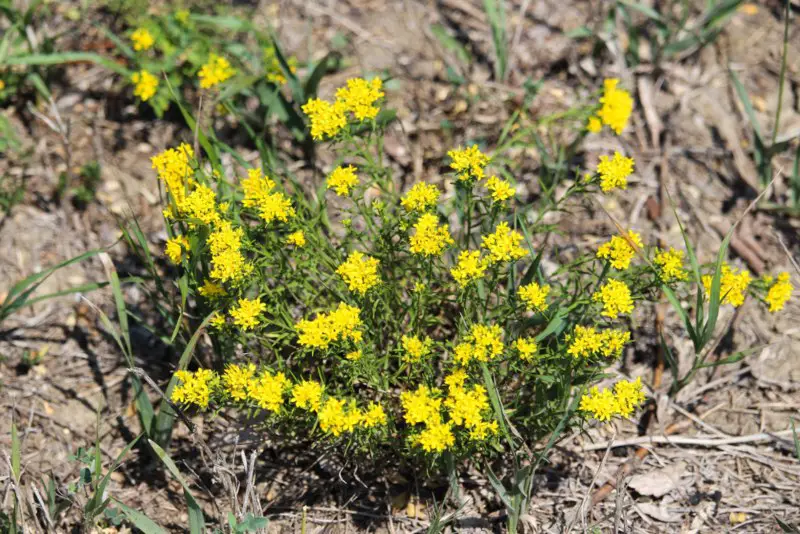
left=582, top=429, right=796, bottom=451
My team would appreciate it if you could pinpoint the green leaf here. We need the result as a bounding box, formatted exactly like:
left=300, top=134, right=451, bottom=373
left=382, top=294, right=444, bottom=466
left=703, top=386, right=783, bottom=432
left=617, top=0, right=667, bottom=27
left=303, top=51, right=341, bottom=99
left=483, top=0, right=508, bottom=81
left=148, top=440, right=205, bottom=534
left=429, top=24, right=472, bottom=65
left=534, top=309, right=567, bottom=342
left=701, top=226, right=734, bottom=348
left=11, top=422, right=20, bottom=483
left=113, top=501, right=167, bottom=534
left=730, top=68, right=763, bottom=143
left=695, top=346, right=757, bottom=369
left=7, top=52, right=131, bottom=76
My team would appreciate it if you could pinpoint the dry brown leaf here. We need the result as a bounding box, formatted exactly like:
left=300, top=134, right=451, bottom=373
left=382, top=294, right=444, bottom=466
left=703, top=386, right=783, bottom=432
left=628, top=461, right=687, bottom=497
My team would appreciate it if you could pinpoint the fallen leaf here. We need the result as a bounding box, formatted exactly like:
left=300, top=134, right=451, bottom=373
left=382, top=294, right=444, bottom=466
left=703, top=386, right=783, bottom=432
left=636, top=502, right=681, bottom=523
left=628, top=461, right=687, bottom=497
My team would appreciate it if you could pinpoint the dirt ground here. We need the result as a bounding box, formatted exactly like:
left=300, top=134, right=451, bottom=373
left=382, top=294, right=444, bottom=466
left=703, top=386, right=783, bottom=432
left=1, top=0, right=800, bottom=532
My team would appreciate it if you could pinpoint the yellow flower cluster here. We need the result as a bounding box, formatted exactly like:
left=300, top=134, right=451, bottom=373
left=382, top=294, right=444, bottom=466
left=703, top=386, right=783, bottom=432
left=580, top=377, right=645, bottom=422
left=130, top=28, right=154, bottom=51
left=198, top=54, right=236, bottom=89
left=451, top=250, right=488, bottom=287
left=485, top=176, right=515, bottom=203
left=597, top=230, right=642, bottom=270
left=241, top=168, right=295, bottom=224
left=587, top=79, right=633, bottom=135
left=454, top=324, right=503, bottom=365
left=335, top=77, right=384, bottom=121
left=401, top=183, right=440, bottom=213
left=410, top=213, right=454, bottom=256
left=222, top=363, right=256, bottom=401
left=448, top=146, right=490, bottom=181
left=519, top=282, right=550, bottom=312
left=327, top=165, right=359, bottom=196
left=172, top=369, right=219, bottom=409
left=654, top=247, right=688, bottom=282
left=444, top=380, right=498, bottom=440
left=286, top=230, right=306, bottom=247
left=514, top=337, right=538, bottom=361
left=481, top=222, right=528, bottom=264
left=165, top=235, right=190, bottom=264
left=337, top=251, right=380, bottom=295
left=296, top=302, right=363, bottom=349
left=593, top=279, right=634, bottom=318
left=230, top=297, right=266, bottom=331
left=567, top=325, right=631, bottom=359
left=263, top=45, right=297, bottom=85
left=301, top=98, right=347, bottom=140
left=152, top=143, right=195, bottom=208
left=765, top=272, right=792, bottom=313
left=208, top=221, right=253, bottom=283
left=292, top=380, right=324, bottom=411
left=183, top=184, right=222, bottom=226
left=247, top=371, right=291, bottom=412
left=702, top=263, right=751, bottom=308
left=131, top=70, right=158, bottom=102
left=198, top=280, right=226, bottom=298
left=596, top=151, right=634, bottom=192
left=402, top=335, right=433, bottom=363
left=301, top=78, right=383, bottom=140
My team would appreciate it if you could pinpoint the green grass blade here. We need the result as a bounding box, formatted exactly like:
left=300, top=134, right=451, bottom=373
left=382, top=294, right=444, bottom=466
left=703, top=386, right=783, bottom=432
left=7, top=52, right=131, bottom=76
left=113, top=501, right=167, bottom=534
left=661, top=284, right=698, bottom=349
left=483, top=0, right=508, bottom=81
left=701, top=226, right=734, bottom=348
left=730, top=67, right=763, bottom=143
left=11, top=422, right=20, bottom=483
left=148, top=440, right=205, bottom=534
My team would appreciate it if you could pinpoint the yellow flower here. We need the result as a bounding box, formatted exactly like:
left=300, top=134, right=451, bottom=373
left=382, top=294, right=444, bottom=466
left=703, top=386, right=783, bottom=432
left=414, top=420, right=454, bottom=453
left=335, top=77, right=384, bottom=121
left=451, top=250, right=488, bottom=287
left=130, top=28, right=154, bottom=51
left=241, top=168, right=295, bottom=224
left=198, top=280, right=227, bottom=298
left=263, top=45, right=297, bottom=85
left=519, top=282, right=550, bottom=312
left=198, top=54, right=236, bottom=89
left=345, top=349, right=362, bottom=361
left=209, top=312, right=226, bottom=329
left=401, top=335, right=433, bottom=363
left=596, top=151, right=634, bottom=192
left=165, top=235, right=190, bottom=264
left=131, top=70, right=158, bottom=102
left=336, top=251, right=380, bottom=295
left=207, top=221, right=252, bottom=283
left=514, top=337, right=538, bottom=361
left=481, top=222, right=528, bottom=264
left=579, top=385, right=617, bottom=422
left=327, top=165, right=359, bottom=196
left=593, top=279, right=634, bottom=318
left=596, top=78, right=633, bottom=135
left=152, top=144, right=195, bottom=208
left=401, top=385, right=442, bottom=425
left=172, top=369, right=219, bottom=408
left=567, top=325, right=631, bottom=359
left=596, top=230, right=643, bottom=270
left=448, top=145, right=490, bottom=181
left=701, top=263, right=751, bottom=308
left=296, top=302, right=363, bottom=350
left=613, top=377, right=646, bottom=418
left=444, top=369, right=468, bottom=390
left=401, top=183, right=440, bottom=213
left=409, top=213, right=454, bottom=256
left=301, top=98, right=347, bottom=140
left=360, top=402, right=387, bottom=428
left=247, top=371, right=289, bottom=413
left=182, top=184, right=221, bottom=226
left=587, top=116, right=602, bottom=133
left=223, top=363, right=256, bottom=401
left=654, top=248, right=688, bottom=282
left=292, top=380, right=324, bottom=412
left=230, top=297, right=266, bottom=331
left=765, top=272, right=792, bottom=313
left=175, top=9, right=190, bottom=24
left=454, top=324, right=503, bottom=365
left=318, top=398, right=361, bottom=436
left=445, top=384, right=491, bottom=430
left=485, top=175, right=515, bottom=203
left=287, top=230, right=306, bottom=247
left=0, top=80, right=5, bottom=91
